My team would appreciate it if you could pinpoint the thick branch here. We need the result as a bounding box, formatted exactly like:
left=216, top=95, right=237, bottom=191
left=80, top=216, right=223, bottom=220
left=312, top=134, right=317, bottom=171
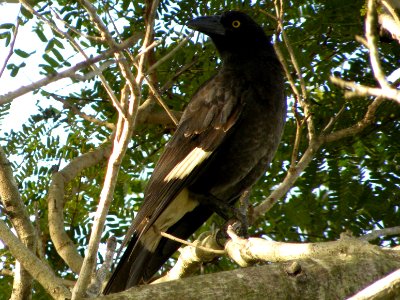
left=0, top=146, right=37, bottom=299
left=0, top=219, right=70, bottom=300
left=48, top=144, right=112, bottom=274
left=95, top=249, right=400, bottom=300
left=347, top=268, right=400, bottom=300
left=224, top=229, right=385, bottom=267
left=152, top=232, right=223, bottom=284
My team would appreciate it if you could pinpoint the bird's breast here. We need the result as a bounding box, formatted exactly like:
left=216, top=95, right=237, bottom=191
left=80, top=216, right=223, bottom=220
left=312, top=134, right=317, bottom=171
left=189, top=90, right=285, bottom=201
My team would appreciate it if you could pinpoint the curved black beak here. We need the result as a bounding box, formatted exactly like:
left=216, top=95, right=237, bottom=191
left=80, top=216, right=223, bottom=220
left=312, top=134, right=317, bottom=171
left=187, top=15, right=225, bottom=36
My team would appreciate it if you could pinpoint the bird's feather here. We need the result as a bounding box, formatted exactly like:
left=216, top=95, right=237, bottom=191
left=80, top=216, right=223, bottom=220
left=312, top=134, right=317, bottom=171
left=104, top=10, right=286, bottom=294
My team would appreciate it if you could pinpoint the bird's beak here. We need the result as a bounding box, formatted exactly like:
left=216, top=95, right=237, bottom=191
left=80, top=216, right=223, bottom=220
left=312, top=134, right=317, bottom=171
left=187, top=15, right=225, bottom=36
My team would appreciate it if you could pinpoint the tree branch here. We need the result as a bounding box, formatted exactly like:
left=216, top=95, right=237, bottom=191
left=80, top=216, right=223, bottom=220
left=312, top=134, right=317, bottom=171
left=71, top=1, right=160, bottom=297
left=48, top=144, right=112, bottom=274
left=87, top=237, right=117, bottom=297
left=360, top=226, right=400, bottom=242
left=253, top=0, right=394, bottom=221
left=0, top=219, right=70, bottom=300
left=0, top=16, right=19, bottom=79
left=347, top=268, right=400, bottom=300
left=224, top=227, right=388, bottom=267
left=0, top=36, right=139, bottom=106
left=252, top=137, right=322, bottom=222
left=330, top=0, right=400, bottom=105
left=366, top=0, right=390, bottom=90
left=152, top=231, right=223, bottom=284
left=0, top=146, right=37, bottom=299
left=94, top=247, right=400, bottom=300
left=330, top=77, right=400, bottom=104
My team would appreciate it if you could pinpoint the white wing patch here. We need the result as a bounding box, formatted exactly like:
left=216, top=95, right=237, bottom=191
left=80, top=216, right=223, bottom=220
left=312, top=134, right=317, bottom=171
left=141, top=188, right=199, bottom=251
left=164, top=147, right=211, bottom=182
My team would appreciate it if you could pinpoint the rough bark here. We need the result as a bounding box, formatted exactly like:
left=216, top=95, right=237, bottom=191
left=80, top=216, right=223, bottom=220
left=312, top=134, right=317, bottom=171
left=0, top=147, right=37, bottom=299
left=95, top=249, right=400, bottom=300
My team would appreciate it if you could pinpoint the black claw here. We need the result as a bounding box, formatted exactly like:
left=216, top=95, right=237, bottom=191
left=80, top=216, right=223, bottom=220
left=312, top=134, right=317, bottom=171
left=216, top=218, right=248, bottom=247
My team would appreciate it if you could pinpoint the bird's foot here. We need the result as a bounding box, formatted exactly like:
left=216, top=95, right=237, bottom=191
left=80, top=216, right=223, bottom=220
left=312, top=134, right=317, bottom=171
left=216, top=217, right=248, bottom=247
left=190, top=192, right=249, bottom=246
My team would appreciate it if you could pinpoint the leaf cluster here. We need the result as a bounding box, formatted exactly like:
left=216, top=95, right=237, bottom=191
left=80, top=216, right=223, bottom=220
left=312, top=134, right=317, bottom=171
left=0, top=0, right=400, bottom=297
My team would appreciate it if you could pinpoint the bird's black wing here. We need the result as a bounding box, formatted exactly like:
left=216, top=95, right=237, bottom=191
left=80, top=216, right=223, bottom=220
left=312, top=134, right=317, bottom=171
left=104, top=71, right=243, bottom=293
left=134, top=72, right=242, bottom=234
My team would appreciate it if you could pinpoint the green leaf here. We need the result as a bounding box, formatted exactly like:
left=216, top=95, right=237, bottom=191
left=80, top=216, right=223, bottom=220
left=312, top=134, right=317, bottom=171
left=35, top=29, right=48, bottom=42
left=42, top=54, right=59, bottom=67
left=51, top=48, right=64, bottom=62
left=53, top=38, right=65, bottom=49
left=14, top=49, right=31, bottom=58
left=6, top=62, right=26, bottom=77
left=0, top=23, right=14, bottom=30
left=20, top=6, right=33, bottom=19
left=45, top=39, right=55, bottom=52
left=0, top=32, right=11, bottom=46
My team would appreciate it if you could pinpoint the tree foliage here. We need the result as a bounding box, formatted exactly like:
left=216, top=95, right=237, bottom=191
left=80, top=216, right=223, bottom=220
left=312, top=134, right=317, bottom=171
left=0, top=0, right=399, bottom=298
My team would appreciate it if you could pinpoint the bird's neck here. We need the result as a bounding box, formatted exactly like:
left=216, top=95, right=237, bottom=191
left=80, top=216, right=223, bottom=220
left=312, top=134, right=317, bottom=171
left=221, top=47, right=280, bottom=79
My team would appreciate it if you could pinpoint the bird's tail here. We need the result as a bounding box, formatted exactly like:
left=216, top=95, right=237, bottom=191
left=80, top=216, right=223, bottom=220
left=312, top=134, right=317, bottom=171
left=103, top=204, right=214, bottom=295
left=102, top=232, right=151, bottom=294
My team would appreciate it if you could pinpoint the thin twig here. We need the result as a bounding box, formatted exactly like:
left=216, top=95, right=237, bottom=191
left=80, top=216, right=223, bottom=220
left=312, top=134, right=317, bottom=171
left=87, top=236, right=117, bottom=296
left=69, top=61, right=114, bottom=81
left=159, top=231, right=226, bottom=255
left=382, top=0, right=400, bottom=27
left=50, top=8, right=105, bottom=42
left=322, top=105, right=346, bottom=133
left=323, top=96, right=384, bottom=143
left=330, top=76, right=400, bottom=104
left=0, top=19, right=19, bottom=79
left=275, top=0, right=307, bottom=102
left=77, top=0, right=139, bottom=107
left=360, top=226, right=400, bottom=242
left=147, top=34, right=193, bottom=74
left=366, top=0, right=390, bottom=89
left=355, top=35, right=368, bottom=47
left=136, top=0, right=159, bottom=85
left=0, top=36, right=139, bottom=105
left=136, top=39, right=163, bottom=61
left=51, top=8, right=128, bottom=121
left=50, top=94, right=115, bottom=130
left=273, top=0, right=318, bottom=166
left=152, top=231, right=223, bottom=284
left=71, top=1, right=159, bottom=297
left=145, top=77, right=179, bottom=126
left=252, top=138, right=322, bottom=222
left=252, top=95, right=385, bottom=222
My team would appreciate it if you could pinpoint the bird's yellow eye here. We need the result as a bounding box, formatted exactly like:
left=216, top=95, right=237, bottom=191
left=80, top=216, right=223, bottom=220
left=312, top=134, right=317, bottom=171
left=232, top=20, right=241, bottom=28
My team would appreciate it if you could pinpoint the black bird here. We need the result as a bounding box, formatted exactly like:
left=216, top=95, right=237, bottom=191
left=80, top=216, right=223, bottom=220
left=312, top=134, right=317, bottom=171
left=104, top=10, right=286, bottom=294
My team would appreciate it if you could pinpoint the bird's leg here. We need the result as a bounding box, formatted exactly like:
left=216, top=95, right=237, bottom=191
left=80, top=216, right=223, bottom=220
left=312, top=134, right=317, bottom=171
left=238, top=190, right=250, bottom=230
left=190, top=191, right=249, bottom=246
left=217, top=191, right=250, bottom=246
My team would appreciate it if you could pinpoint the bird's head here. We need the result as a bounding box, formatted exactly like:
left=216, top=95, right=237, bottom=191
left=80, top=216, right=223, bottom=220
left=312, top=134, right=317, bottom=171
left=187, top=11, right=271, bottom=57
